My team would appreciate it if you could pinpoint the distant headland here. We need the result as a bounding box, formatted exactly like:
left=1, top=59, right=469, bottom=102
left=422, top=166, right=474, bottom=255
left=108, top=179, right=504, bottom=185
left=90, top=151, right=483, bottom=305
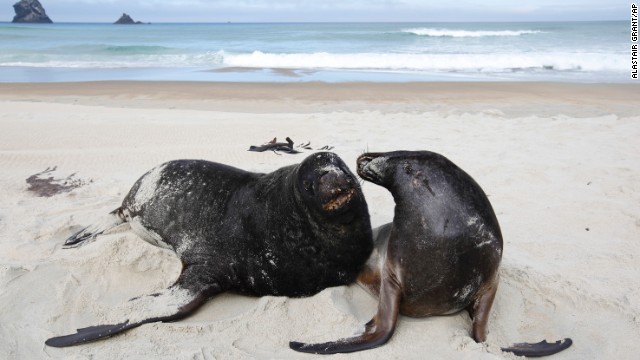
left=12, top=0, right=53, bottom=23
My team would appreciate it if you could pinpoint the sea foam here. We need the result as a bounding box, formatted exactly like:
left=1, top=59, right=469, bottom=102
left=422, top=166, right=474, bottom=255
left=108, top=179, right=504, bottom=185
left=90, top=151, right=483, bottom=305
left=401, top=28, right=545, bottom=37
left=222, top=51, right=627, bottom=73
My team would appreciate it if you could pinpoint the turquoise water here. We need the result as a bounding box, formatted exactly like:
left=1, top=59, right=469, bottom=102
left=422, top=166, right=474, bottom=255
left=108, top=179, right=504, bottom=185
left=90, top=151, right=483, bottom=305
left=0, top=21, right=631, bottom=82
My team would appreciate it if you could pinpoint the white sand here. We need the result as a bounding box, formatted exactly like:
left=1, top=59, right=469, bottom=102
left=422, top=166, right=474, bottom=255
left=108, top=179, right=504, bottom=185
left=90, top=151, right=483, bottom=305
left=0, top=82, right=638, bottom=359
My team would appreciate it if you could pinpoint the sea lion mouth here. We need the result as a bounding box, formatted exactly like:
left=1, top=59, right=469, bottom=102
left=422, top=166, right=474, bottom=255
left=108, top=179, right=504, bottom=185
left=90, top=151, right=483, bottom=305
left=322, top=187, right=357, bottom=212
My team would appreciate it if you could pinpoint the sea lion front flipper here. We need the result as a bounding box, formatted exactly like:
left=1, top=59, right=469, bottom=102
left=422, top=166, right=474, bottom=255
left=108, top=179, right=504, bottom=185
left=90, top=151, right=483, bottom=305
left=45, top=322, right=136, bottom=347
left=356, top=223, right=392, bottom=298
left=45, top=265, right=219, bottom=347
left=501, top=338, right=573, bottom=357
left=290, top=267, right=402, bottom=354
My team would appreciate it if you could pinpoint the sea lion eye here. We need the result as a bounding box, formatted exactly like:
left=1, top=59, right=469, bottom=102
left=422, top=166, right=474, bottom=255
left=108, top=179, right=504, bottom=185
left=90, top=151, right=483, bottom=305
left=303, top=180, right=313, bottom=192
left=403, top=162, right=413, bottom=174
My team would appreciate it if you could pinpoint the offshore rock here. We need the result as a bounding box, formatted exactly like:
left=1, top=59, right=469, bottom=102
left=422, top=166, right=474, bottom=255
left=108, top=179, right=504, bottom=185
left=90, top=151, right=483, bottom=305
left=114, top=13, right=145, bottom=25
left=12, top=0, right=53, bottom=23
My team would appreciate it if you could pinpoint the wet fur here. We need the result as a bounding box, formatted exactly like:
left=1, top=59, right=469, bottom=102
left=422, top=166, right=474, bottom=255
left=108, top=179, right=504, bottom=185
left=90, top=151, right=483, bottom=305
left=290, top=150, right=572, bottom=356
left=47, top=152, right=373, bottom=347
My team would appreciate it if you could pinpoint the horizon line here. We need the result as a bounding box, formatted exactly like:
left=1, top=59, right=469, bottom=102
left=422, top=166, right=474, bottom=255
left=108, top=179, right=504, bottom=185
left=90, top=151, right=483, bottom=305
left=0, top=19, right=628, bottom=24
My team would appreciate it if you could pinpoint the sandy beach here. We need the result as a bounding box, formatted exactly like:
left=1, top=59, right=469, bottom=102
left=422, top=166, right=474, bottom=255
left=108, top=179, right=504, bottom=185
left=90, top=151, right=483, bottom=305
left=0, top=81, right=638, bottom=359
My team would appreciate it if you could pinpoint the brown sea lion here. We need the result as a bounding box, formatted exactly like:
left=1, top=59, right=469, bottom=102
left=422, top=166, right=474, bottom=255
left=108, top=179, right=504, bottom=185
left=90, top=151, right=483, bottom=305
left=290, top=150, right=572, bottom=357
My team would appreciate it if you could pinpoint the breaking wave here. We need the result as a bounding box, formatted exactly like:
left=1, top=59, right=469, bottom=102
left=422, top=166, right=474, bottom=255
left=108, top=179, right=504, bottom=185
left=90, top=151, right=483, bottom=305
left=401, top=28, right=545, bottom=37
left=221, top=51, right=625, bottom=73
left=0, top=49, right=625, bottom=75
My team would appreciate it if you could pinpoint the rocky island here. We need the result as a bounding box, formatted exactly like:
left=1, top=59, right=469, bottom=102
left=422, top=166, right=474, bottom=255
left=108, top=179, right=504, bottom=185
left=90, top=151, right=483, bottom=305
left=12, top=0, right=53, bottom=23
left=114, top=13, right=146, bottom=24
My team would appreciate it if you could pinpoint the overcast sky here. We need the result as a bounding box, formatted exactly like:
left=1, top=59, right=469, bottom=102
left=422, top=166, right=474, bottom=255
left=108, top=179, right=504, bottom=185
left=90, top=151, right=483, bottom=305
left=2, top=0, right=627, bottom=23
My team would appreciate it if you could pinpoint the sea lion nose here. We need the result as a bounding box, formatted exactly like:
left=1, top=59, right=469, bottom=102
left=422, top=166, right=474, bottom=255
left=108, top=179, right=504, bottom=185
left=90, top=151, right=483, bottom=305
left=319, top=169, right=353, bottom=194
left=318, top=169, right=358, bottom=214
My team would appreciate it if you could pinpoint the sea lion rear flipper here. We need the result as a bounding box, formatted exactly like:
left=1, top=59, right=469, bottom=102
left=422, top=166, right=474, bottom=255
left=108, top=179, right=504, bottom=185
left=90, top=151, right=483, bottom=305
left=46, top=266, right=218, bottom=347
left=290, top=268, right=402, bottom=354
left=466, top=277, right=572, bottom=357
left=466, top=276, right=499, bottom=343
left=63, top=208, right=126, bottom=248
left=501, top=338, right=573, bottom=357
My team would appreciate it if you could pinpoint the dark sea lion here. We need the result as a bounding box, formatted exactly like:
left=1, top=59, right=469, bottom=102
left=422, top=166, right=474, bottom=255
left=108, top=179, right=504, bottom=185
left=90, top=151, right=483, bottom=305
left=290, top=150, right=572, bottom=357
left=46, top=152, right=373, bottom=347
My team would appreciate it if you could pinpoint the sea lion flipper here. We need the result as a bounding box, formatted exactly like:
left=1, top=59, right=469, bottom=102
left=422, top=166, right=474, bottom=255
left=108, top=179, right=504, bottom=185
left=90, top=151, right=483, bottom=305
left=501, top=338, right=573, bottom=357
left=45, top=269, right=217, bottom=348
left=63, top=208, right=126, bottom=248
left=45, top=322, right=132, bottom=347
left=466, top=276, right=499, bottom=343
left=356, top=223, right=392, bottom=298
left=290, top=268, right=402, bottom=354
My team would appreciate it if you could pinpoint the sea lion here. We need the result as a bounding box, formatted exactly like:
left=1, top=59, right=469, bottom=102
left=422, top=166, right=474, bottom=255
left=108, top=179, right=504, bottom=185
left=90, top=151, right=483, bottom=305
left=46, top=152, right=373, bottom=347
left=290, top=150, right=572, bottom=356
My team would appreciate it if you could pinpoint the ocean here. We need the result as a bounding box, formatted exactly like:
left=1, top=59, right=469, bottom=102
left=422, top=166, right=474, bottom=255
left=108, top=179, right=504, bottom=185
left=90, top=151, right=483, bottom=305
left=0, top=21, right=631, bottom=83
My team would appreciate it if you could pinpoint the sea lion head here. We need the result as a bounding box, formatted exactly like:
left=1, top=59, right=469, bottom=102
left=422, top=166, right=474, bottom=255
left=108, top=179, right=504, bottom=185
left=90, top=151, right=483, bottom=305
left=295, top=152, right=364, bottom=222
left=357, top=151, right=397, bottom=187
left=357, top=151, right=444, bottom=193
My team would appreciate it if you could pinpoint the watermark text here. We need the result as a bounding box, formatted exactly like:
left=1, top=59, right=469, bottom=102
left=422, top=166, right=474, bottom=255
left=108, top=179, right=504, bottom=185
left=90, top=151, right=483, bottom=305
left=632, top=3, right=638, bottom=79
